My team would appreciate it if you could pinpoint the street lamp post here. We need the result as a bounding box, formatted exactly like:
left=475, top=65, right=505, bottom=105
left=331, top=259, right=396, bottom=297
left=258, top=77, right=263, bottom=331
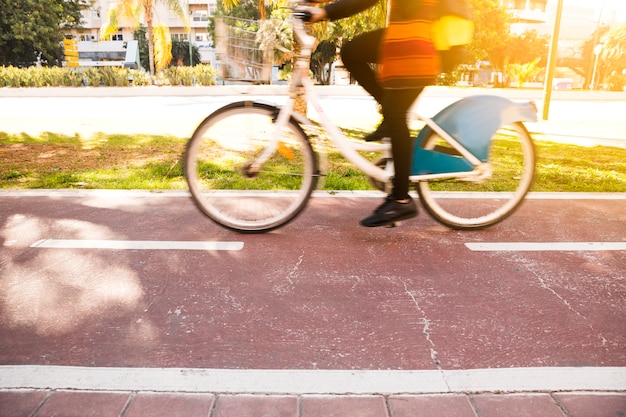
left=542, top=0, right=564, bottom=121
left=588, top=0, right=605, bottom=89
left=591, top=43, right=603, bottom=90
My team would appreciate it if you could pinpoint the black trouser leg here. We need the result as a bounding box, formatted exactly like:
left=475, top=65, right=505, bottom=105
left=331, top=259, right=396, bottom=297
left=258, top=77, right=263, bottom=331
left=382, top=88, right=424, bottom=201
left=340, top=29, right=385, bottom=104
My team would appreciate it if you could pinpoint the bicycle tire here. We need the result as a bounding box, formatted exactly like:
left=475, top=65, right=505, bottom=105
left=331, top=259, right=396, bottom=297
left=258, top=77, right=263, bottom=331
left=184, top=101, right=318, bottom=233
left=416, top=122, right=536, bottom=230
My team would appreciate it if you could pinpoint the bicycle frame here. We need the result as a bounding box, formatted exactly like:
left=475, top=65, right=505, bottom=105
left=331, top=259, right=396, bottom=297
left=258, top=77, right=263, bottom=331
left=251, top=11, right=538, bottom=190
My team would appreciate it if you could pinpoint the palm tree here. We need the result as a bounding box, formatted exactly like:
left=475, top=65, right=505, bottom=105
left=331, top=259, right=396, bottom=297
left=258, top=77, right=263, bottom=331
left=101, top=0, right=189, bottom=78
left=599, top=24, right=626, bottom=90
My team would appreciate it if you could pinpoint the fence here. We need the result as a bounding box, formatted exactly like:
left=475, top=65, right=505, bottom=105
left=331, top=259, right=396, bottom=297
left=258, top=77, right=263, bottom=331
left=215, top=16, right=273, bottom=84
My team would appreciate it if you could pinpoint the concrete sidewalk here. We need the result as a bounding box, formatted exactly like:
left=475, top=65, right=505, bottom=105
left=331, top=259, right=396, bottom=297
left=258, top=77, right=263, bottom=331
left=1, top=85, right=625, bottom=148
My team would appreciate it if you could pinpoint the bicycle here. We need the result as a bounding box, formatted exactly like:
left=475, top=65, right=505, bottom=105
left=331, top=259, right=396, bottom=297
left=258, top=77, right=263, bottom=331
left=184, top=5, right=538, bottom=233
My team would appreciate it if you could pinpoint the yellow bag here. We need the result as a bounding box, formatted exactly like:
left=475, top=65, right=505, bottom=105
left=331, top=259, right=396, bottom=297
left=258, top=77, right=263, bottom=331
left=432, top=14, right=474, bottom=51
left=432, top=0, right=474, bottom=72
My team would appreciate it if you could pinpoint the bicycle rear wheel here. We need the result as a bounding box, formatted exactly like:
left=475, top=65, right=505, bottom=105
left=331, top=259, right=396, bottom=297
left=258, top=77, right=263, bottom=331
left=416, top=122, right=536, bottom=229
left=184, top=101, right=318, bottom=233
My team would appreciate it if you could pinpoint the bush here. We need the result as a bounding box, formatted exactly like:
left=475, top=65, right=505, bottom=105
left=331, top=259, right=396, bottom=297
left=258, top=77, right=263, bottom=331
left=43, top=67, right=60, bottom=86
left=0, top=64, right=213, bottom=87
left=84, top=68, right=102, bottom=87
left=436, top=71, right=461, bottom=86
left=63, top=70, right=83, bottom=87
left=193, top=64, right=216, bottom=86
left=0, top=66, right=20, bottom=87
left=164, top=64, right=216, bottom=86
left=607, top=71, right=626, bottom=92
left=98, top=67, right=130, bottom=86
left=164, top=67, right=185, bottom=86
left=129, top=69, right=151, bottom=86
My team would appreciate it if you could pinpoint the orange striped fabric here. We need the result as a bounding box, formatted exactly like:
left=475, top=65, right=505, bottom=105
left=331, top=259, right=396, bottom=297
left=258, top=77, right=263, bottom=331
left=378, top=0, right=440, bottom=89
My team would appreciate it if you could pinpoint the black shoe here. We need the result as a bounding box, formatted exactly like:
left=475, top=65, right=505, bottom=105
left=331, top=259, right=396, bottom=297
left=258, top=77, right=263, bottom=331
left=360, top=197, right=418, bottom=227
left=364, top=121, right=390, bottom=142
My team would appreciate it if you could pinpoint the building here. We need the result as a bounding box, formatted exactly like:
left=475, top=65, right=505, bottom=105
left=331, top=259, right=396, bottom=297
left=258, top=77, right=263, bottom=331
left=500, top=0, right=626, bottom=88
left=504, top=0, right=549, bottom=25
left=63, top=0, right=218, bottom=67
left=506, top=0, right=624, bottom=59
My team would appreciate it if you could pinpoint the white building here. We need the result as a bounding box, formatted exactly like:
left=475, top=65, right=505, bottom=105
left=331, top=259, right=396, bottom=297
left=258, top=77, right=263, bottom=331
left=509, top=0, right=624, bottom=59
left=64, top=0, right=218, bottom=65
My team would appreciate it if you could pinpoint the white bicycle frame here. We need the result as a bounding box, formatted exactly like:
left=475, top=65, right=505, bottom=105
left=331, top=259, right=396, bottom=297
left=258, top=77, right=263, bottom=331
left=251, top=13, right=509, bottom=190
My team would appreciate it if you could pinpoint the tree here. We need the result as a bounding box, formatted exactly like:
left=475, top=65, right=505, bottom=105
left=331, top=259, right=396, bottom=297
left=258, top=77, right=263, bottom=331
left=508, top=30, right=549, bottom=66
left=468, top=0, right=512, bottom=84
left=0, top=0, right=91, bottom=66
left=101, top=0, right=188, bottom=78
left=599, top=24, right=626, bottom=91
left=133, top=26, right=150, bottom=71
left=256, top=8, right=294, bottom=68
left=507, top=57, right=542, bottom=88
left=171, top=39, right=201, bottom=66
left=310, top=40, right=337, bottom=85
left=581, top=26, right=610, bottom=87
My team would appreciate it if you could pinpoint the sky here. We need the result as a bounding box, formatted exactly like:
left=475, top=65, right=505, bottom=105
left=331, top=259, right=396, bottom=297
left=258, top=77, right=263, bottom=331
left=595, top=0, right=626, bottom=21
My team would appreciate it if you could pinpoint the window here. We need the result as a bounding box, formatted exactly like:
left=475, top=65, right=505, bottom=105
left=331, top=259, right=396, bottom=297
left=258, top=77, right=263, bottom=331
left=506, top=0, right=527, bottom=9
left=530, top=0, right=546, bottom=12
left=172, top=33, right=189, bottom=41
left=193, top=11, right=208, bottom=22
left=103, top=32, right=123, bottom=41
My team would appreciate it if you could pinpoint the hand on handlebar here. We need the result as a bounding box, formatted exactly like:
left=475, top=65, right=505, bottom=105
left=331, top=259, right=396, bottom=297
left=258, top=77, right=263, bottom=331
left=296, top=5, right=327, bottom=22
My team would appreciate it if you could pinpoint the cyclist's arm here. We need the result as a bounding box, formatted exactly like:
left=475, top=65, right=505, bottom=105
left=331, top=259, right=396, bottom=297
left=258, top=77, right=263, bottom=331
left=325, top=0, right=379, bottom=20
left=306, top=0, right=378, bottom=22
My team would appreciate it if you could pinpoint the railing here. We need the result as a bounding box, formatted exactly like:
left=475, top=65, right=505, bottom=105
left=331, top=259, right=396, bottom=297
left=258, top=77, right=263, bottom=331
left=215, top=16, right=273, bottom=84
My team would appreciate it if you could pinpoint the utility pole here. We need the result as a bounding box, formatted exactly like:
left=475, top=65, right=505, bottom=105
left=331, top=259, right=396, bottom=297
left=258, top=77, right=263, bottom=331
left=587, top=2, right=604, bottom=88
left=542, top=0, right=564, bottom=121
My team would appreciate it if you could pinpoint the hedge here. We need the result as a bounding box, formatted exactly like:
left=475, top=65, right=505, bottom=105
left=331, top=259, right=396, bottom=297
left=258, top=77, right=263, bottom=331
left=0, top=65, right=217, bottom=87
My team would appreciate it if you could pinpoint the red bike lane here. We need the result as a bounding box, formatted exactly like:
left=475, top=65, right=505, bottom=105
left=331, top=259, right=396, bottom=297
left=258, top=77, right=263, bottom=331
left=0, top=190, right=624, bottom=372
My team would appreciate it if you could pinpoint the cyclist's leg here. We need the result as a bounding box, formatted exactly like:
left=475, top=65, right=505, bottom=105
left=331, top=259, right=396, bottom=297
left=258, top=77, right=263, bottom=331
left=382, top=87, right=423, bottom=201
left=340, top=29, right=384, bottom=104
left=360, top=88, right=423, bottom=227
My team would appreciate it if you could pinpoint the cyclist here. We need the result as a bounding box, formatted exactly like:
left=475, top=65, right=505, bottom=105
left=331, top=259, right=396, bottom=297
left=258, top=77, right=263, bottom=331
left=305, top=0, right=440, bottom=227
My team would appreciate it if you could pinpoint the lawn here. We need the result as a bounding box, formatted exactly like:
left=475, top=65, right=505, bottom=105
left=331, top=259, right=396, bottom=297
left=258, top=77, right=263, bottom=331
left=1, top=130, right=625, bottom=192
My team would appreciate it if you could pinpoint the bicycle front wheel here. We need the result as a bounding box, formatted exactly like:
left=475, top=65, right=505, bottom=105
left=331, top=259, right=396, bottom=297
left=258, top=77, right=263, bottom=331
left=184, top=101, right=318, bottom=233
left=416, top=122, right=536, bottom=230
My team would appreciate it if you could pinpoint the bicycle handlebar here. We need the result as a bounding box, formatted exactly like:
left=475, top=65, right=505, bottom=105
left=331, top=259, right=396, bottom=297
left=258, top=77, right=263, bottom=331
left=288, top=3, right=317, bottom=52
left=292, top=10, right=313, bottom=22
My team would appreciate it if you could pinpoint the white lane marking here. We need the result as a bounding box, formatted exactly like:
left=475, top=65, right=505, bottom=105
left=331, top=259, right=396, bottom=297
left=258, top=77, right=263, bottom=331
left=0, top=366, right=624, bottom=394
left=30, top=239, right=244, bottom=251
left=466, top=242, right=626, bottom=252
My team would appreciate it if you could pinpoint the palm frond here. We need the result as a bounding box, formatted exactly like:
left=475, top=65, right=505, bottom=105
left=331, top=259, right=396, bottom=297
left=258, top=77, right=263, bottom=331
left=100, top=8, right=120, bottom=40
left=153, top=24, right=173, bottom=71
